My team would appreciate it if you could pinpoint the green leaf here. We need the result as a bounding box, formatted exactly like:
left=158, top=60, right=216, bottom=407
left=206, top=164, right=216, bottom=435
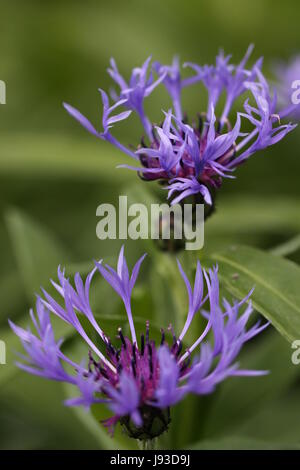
left=200, top=330, right=299, bottom=441
left=63, top=382, right=124, bottom=450
left=207, top=245, right=300, bottom=342
left=5, top=208, right=70, bottom=300
left=236, top=391, right=300, bottom=447
left=0, top=374, right=102, bottom=449
left=187, top=436, right=300, bottom=450
left=0, top=134, right=135, bottom=183
left=168, top=327, right=300, bottom=448
left=63, top=339, right=138, bottom=450
left=204, top=197, right=300, bottom=254
left=193, top=389, right=300, bottom=450
left=0, top=270, right=27, bottom=324
left=270, top=233, right=300, bottom=257
left=150, top=252, right=188, bottom=329
left=207, top=197, right=300, bottom=235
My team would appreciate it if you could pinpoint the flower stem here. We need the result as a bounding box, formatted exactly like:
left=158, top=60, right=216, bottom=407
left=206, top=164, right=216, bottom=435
left=138, top=438, right=157, bottom=450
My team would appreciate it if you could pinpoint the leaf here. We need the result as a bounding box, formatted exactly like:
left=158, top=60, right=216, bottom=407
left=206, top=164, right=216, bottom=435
left=90, top=403, right=138, bottom=450
left=0, top=374, right=102, bottom=449
left=167, top=326, right=300, bottom=448
left=236, top=391, right=300, bottom=446
left=150, top=252, right=189, bottom=329
left=200, top=330, right=299, bottom=441
left=0, top=269, right=27, bottom=324
left=5, top=208, right=70, bottom=300
left=63, top=340, right=137, bottom=450
left=270, top=234, right=300, bottom=257
left=0, top=134, right=135, bottom=183
left=204, top=197, right=300, bottom=254
left=207, top=197, right=300, bottom=235
left=121, top=181, right=161, bottom=255
left=63, top=383, right=123, bottom=450
left=187, top=436, right=300, bottom=450
left=206, top=245, right=300, bottom=342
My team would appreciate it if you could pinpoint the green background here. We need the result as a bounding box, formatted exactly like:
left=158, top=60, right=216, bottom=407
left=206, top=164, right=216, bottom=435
left=0, top=0, right=300, bottom=449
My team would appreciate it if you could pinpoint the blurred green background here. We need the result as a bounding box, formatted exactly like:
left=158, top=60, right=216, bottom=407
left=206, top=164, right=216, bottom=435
left=1, top=0, right=300, bottom=450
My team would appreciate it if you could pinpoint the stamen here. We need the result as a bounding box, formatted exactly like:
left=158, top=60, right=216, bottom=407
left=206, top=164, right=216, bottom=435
left=160, top=328, right=165, bottom=346
left=146, top=320, right=150, bottom=343
left=148, top=343, right=153, bottom=377
left=118, top=327, right=127, bottom=349
left=88, top=350, right=96, bottom=364
left=131, top=358, right=137, bottom=377
left=115, top=349, right=120, bottom=361
left=88, top=351, right=99, bottom=372
left=141, top=333, right=145, bottom=355
left=152, top=126, right=159, bottom=144
left=182, top=112, right=188, bottom=124
left=179, top=356, right=191, bottom=374
left=197, top=113, right=203, bottom=133
left=99, top=367, right=109, bottom=380
left=106, top=340, right=116, bottom=356
left=132, top=343, right=137, bottom=363
left=168, top=323, right=177, bottom=345
left=175, top=340, right=183, bottom=357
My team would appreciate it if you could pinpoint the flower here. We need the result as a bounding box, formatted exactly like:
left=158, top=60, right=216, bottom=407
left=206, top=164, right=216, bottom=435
left=273, top=55, right=300, bottom=119
left=64, top=48, right=296, bottom=206
left=10, top=246, right=268, bottom=440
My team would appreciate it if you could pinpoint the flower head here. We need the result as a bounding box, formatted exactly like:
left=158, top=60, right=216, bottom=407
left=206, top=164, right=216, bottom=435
left=64, top=48, right=296, bottom=206
left=273, top=55, right=300, bottom=119
left=10, top=247, right=268, bottom=440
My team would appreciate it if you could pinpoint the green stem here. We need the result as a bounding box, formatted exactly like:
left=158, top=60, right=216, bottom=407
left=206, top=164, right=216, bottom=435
left=138, top=438, right=158, bottom=450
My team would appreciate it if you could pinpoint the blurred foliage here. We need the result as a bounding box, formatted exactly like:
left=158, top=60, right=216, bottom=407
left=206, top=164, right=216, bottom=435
left=1, top=0, right=300, bottom=450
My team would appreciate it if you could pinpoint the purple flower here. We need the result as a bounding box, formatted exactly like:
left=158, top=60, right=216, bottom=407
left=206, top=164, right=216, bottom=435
left=64, top=49, right=296, bottom=206
left=184, top=45, right=263, bottom=122
left=108, top=56, right=166, bottom=140
left=152, top=56, right=194, bottom=121
left=63, top=91, right=137, bottom=160
left=10, top=247, right=268, bottom=440
left=273, top=55, right=300, bottom=119
left=228, top=77, right=297, bottom=167
left=105, top=371, right=142, bottom=427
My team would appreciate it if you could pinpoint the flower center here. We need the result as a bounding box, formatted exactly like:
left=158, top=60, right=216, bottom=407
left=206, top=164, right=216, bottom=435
left=88, top=322, right=190, bottom=439
left=120, top=405, right=171, bottom=440
left=137, top=114, right=236, bottom=189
